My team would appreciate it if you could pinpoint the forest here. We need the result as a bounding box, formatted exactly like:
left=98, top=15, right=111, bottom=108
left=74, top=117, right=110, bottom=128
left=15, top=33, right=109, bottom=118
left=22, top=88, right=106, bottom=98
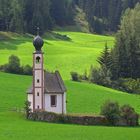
left=0, top=0, right=140, bottom=34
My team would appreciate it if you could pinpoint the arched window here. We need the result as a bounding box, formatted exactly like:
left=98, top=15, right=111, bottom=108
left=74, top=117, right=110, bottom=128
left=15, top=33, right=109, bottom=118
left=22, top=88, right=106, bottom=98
left=36, top=56, right=40, bottom=64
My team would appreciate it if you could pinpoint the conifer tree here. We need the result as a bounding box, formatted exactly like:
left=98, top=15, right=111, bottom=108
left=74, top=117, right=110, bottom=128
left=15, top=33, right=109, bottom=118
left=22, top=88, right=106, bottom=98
left=97, top=42, right=112, bottom=70
left=113, top=3, right=140, bottom=78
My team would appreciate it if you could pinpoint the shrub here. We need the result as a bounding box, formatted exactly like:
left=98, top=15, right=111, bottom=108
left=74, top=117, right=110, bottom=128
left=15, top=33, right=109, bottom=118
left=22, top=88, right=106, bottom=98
left=22, top=65, right=32, bottom=75
left=70, top=72, right=80, bottom=81
left=89, top=66, right=112, bottom=87
left=89, top=67, right=101, bottom=83
left=0, top=55, right=21, bottom=74
left=120, top=105, right=139, bottom=126
left=24, top=101, right=31, bottom=119
left=7, top=55, right=21, bottom=74
left=100, top=100, right=120, bottom=125
left=101, top=101, right=139, bottom=126
left=82, top=70, right=88, bottom=81
left=0, top=55, right=33, bottom=76
left=120, top=78, right=140, bottom=94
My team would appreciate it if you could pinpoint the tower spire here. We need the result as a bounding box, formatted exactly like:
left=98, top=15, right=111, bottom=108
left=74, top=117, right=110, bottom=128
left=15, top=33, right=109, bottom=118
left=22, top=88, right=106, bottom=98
left=33, top=27, right=44, bottom=51
left=37, top=27, right=40, bottom=36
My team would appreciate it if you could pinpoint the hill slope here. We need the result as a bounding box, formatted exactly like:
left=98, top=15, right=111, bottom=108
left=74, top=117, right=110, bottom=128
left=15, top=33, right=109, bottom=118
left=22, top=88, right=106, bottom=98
left=1, top=31, right=140, bottom=140
left=0, top=31, right=114, bottom=79
left=0, top=72, right=140, bottom=140
left=0, top=72, right=140, bottom=114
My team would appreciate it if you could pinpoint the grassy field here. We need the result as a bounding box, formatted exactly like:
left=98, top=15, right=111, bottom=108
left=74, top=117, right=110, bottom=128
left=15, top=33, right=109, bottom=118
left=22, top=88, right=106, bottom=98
left=1, top=72, right=140, bottom=114
left=0, top=31, right=140, bottom=140
left=0, top=31, right=114, bottom=79
left=0, top=72, right=140, bottom=140
left=0, top=112, right=140, bottom=140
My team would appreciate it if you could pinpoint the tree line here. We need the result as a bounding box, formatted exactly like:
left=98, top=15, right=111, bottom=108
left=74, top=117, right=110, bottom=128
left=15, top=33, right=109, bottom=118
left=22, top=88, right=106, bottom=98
left=1, top=0, right=140, bottom=35
left=75, top=0, right=140, bottom=34
left=0, top=0, right=75, bottom=34
left=71, top=3, right=140, bottom=94
left=91, top=3, right=140, bottom=93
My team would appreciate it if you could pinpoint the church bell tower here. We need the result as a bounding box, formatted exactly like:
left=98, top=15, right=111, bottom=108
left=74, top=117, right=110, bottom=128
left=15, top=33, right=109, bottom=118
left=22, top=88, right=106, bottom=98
left=32, top=30, right=45, bottom=111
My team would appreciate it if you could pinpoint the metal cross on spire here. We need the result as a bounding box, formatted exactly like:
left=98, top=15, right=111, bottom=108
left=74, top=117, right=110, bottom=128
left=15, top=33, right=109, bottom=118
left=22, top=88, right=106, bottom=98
left=37, top=27, right=40, bottom=36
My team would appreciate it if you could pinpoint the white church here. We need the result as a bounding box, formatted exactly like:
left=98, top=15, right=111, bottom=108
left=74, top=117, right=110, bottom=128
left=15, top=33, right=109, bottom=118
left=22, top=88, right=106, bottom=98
left=27, top=34, right=67, bottom=114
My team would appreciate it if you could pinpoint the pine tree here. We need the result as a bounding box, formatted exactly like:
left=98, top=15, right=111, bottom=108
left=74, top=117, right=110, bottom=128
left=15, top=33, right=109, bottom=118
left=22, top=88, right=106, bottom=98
left=97, top=42, right=112, bottom=70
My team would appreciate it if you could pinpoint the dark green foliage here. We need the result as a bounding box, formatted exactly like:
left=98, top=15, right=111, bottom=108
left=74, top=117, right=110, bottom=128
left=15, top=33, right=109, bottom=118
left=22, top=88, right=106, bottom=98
left=120, top=105, right=139, bottom=126
left=1, top=0, right=139, bottom=34
left=70, top=72, right=80, bottom=81
left=0, top=0, right=75, bottom=34
left=81, top=70, right=88, bottom=81
left=24, top=101, right=31, bottom=119
left=112, top=3, right=140, bottom=79
left=89, top=44, right=113, bottom=87
left=0, top=55, right=32, bottom=75
left=89, top=66, right=112, bottom=86
left=101, top=100, right=120, bottom=125
left=6, top=55, right=21, bottom=74
left=97, top=43, right=112, bottom=70
left=22, top=65, right=32, bottom=75
left=118, top=78, right=140, bottom=94
left=75, top=0, right=139, bottom=33
left=101, top=100, right=139, bottom=126
left=50, top=0, right=75, bottom=26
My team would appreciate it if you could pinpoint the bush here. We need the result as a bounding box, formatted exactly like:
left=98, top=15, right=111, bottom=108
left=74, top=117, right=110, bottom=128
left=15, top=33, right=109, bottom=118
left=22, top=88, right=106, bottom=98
left=81, top=70, right=88, bottom=81
left=120, top=78, right=140, bottom=94
left=24, top=101, right=31, bottom=119
left=0, top=55, right=20, bottom=74
left=101, top=100, right=139, bottom=126
left=6, top=55, right=21, bottom=74
left=89, top=67, right=101, bottom=83
left=100, top=100, right=120, bottom=125
left=22, top=65, right=32, bottom=75
left=120, top=105, right=139, bottom=126
left=88, top=65, right=140, bottom=94
left=0, top=55, right=33, bottom=75
left=70, top=72, right=80, bottom=81
left=89, top=66, right=112, bottom=87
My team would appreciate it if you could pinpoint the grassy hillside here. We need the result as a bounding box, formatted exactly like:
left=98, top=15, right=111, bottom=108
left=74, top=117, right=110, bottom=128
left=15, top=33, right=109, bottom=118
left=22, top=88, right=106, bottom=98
left=0, top=72, right=140, bottom=114
left=1, top=31, right=140, bottom=140
left=0, top=112, right=140, bottom=140
left=0, top=72, right=140, bottom=140
left=0, top=31, right=114, bottom=79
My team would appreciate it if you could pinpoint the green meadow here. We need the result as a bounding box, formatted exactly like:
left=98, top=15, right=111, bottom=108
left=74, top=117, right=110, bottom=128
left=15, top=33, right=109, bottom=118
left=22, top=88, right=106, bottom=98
left=0, top=31, right=140, bottom=140
left=0, top=31, right=114, bottom=79
left=0, top=72, right=140, bottom=140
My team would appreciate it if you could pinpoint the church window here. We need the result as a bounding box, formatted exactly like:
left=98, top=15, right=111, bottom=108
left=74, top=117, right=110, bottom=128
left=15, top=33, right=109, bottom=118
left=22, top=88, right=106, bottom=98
left=36, top=56, right=41, bottom=64
left=37, top=79, right=39, bottom=83
left=37, top=105, right=40, bottom=109
left=37, top=92, right=39, bottom=96
left=51, top=95, right=57, bottom=107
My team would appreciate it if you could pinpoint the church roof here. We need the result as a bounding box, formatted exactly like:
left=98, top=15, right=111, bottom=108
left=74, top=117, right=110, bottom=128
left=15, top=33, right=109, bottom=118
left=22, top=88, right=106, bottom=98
left=27, top=71, right=66, bottom=94
left=45, top=71, right=66, bottom=93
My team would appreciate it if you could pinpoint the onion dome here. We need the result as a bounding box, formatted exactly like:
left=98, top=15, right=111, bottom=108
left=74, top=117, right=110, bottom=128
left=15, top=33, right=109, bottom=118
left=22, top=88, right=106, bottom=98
left=33, top=35, right=44, bottom=51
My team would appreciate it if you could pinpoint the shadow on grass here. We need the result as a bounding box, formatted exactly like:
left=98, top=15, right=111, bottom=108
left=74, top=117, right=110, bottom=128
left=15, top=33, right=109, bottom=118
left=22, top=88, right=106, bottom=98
left=43, top=31, right=72, bottom=42
left=0, top=38, right=32, bottom=50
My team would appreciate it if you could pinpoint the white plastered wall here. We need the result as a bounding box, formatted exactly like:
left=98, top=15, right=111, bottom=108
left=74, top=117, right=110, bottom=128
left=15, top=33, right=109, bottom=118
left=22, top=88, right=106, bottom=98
left=63, top=92, right=67, bottom=114
left=28, top=94, right=33, bottom=111
left=45, top=93, right=66, bottom=114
